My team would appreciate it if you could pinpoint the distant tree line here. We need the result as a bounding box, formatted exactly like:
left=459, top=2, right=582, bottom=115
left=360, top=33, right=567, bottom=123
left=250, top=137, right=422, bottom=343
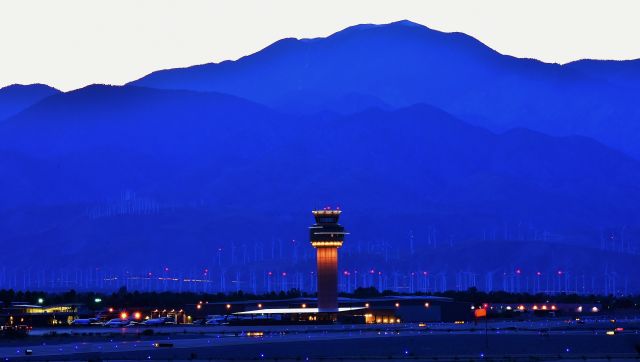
left=347, top=286, right=638, bottom=309
left=0, top=287, right=309, bottom=310
left=0, top=287, right=638, bottom=310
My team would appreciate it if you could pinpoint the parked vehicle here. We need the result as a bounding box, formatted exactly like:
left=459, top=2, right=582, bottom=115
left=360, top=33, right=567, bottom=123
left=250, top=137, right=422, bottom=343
left=71, top=318, right=100, bottom=326
left=205, top=315, right=229, bottom=325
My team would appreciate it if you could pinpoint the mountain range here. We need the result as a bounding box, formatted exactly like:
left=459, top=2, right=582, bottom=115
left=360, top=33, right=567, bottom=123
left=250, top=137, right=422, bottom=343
left=130, top=20, right=640, bottom=159
left=1, top=20, right=639, bottom=291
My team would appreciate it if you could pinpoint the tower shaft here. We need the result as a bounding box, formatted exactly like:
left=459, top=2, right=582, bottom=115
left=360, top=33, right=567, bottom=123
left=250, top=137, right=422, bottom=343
left=316, top=246, right=338, bottom=310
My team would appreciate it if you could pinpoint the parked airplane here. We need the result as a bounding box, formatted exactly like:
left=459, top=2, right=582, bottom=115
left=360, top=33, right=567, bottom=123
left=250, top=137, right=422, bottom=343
left=142, top=317, right=173, bottom=326
left=103, top=318, right=130, bottom=327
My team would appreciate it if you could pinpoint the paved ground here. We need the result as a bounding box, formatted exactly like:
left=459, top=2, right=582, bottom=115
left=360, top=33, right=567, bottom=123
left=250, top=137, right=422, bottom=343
left=1, top=319, right=639, bottom=361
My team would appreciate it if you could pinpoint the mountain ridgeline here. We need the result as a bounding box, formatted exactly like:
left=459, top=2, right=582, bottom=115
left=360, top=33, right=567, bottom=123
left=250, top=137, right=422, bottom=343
left=0, top=83, right=60, bottom=121
left=1, top=20, right=639, bottom=291
left=131, top=20, right=640, bottom=159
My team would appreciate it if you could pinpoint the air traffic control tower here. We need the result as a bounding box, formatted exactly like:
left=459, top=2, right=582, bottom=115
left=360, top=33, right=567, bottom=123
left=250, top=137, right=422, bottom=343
left=310, top=208, right=348, bottom=312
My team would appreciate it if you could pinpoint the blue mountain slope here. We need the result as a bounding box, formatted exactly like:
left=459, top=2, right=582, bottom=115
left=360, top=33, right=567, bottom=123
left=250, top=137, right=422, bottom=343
left=0, top=83, right=60, bottom=121
left=564, top=59, right=640, bottom=90
left=130, top=20, right=640, bottom=158
left=0, top=85, right=639, bottom=272
left=0, top=84, right=281, bottom=158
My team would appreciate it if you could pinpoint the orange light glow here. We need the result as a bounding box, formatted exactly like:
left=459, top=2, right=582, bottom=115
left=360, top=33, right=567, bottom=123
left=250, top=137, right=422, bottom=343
left=395, top=302, right=400, bottom=308
left=364, top=314, right=375, bottom=324
left=120, top=312, right=128, bottom=320
left=196, top=304, right=202, bottom=310
left=226, top=304, right=231, bottom=309
left=424, top=302, right=430, bottom=308
left=108, top=307, right=114, bottom=313
left=301, top=304, right=307, bottom=308
left=311, top=241, right=344, bottom=248
left=365, top=303, right=370, bottom=308
left=134, top=312, right=142, bottom=320
left=257, top=304, right=263, bottom=308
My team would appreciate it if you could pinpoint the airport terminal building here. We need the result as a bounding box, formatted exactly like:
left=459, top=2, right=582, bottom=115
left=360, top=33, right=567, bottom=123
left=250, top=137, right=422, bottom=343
left=186, top=295, right=472, bottom=324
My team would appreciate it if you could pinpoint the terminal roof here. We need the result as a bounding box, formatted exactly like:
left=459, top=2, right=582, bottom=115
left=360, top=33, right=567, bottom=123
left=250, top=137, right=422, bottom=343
left=234, top=307, right=365, bottom=315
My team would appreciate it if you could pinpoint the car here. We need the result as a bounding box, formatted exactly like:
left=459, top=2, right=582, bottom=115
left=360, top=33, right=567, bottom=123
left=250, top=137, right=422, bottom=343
left=71, top=318, right=99, bottom=326
left=153, top=342, right=174, bottom=348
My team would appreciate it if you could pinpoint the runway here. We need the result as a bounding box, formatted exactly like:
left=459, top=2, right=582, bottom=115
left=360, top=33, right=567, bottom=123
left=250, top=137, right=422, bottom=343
left=1, top=320, right=639, bottom=361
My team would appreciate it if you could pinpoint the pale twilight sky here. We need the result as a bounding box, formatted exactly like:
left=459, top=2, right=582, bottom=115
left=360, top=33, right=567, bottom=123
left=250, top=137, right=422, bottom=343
left=1, top=0, right=639, bottom=91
